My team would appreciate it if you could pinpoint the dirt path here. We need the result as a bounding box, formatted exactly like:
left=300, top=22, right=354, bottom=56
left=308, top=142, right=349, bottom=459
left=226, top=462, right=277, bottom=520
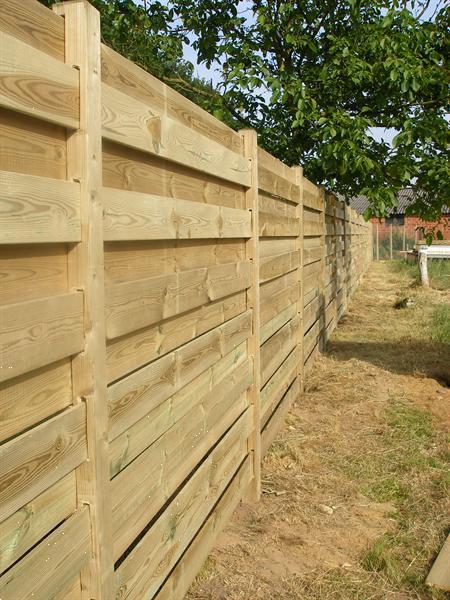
left=187, top=261, right=450, bottom=600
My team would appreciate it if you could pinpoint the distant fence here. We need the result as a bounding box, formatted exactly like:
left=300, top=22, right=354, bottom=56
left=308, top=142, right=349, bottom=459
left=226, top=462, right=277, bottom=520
left=0, top=1, right=371, bottom=598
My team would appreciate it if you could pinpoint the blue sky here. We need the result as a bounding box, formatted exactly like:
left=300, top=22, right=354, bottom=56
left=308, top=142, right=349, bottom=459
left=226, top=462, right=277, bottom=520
left=179, top=0, right=444, bottom=145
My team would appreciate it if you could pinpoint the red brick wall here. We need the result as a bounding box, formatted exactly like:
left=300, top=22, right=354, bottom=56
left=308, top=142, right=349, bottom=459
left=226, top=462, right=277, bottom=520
left=370, top=216, right=450, bottom=240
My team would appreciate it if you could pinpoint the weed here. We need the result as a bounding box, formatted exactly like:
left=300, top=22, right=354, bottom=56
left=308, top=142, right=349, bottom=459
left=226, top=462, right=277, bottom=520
left=430, top=304, right=450, bottom=343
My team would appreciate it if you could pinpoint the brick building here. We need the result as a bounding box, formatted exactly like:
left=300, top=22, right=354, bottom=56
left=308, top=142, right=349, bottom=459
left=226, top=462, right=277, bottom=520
left=350, top=188, right=450, bottom=258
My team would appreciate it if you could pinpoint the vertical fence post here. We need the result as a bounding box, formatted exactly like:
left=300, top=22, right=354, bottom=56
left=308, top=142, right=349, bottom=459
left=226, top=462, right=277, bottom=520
left=53, top=2, right=114, bottom=597
left=240, top=129, right=261, bottom=502
left=376, top=222, right=379, bottom=261
left=292, top=166, right=304, bottom=392
left=390, top=222, right=393, bottom=260
left=319, top=188, right=326, bottom=350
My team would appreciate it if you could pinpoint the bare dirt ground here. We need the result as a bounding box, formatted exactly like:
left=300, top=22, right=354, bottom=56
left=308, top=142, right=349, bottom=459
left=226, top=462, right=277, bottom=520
left=187, top=261, right=450, bottom=600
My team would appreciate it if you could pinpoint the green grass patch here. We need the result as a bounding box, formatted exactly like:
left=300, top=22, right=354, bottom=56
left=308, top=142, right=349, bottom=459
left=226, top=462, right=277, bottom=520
left=390, top=258, right=450, bottom=290
left=430, top=304, right=450, bottom=344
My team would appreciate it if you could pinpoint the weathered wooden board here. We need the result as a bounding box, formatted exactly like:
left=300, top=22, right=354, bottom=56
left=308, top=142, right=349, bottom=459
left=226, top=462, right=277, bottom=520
left=102, top=83, right=251, bottom=187
left=105, top=261, right=251, bottom=339
left=102, top=186, right=251, bottom=241
left=114, top=410, right=251, bottom=598
left=259, top=211, right=299, bottom=237
left=261, top=346, right=299, bottom=425
left=0, top=472, right=76, bottom=573
left=0, top=292, right=84, bottom=383
left=0, top=31, right=79, bottom=128
left=261, top=377, right=299, bottom=454
left=260, top=250, right=300, bottom=283
left=0, top=506, right=90, bottom=600
left=0, top=0, right=65, bottom=61
left=0, top=107, right=67, bottom=179
left=154, top=456, right=252, bottom=600
left=0, top=358, right=72, bottom=443
left=103, top=140, right=245, bottom=209
left=111, top=389, right=251, bottom=560
left=108, top=310, right=251, bottom=440
left=106, top=290, right=247, bottom=382
left=109, top=341, right=248, bottom=477
left=0, top=404, right=86, bottom=523
left=0, top=170, right=80, bottom=243
left=101, top=44, right=242, bottom=153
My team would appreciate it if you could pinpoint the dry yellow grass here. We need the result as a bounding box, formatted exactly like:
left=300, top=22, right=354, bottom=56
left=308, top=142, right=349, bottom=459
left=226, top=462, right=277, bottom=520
left=187, top=262, right=450, bottom=600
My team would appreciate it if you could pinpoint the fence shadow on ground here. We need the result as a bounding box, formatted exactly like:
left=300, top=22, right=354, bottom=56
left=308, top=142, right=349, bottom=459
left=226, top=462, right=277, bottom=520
left=327, top=339, right=450, bottom=386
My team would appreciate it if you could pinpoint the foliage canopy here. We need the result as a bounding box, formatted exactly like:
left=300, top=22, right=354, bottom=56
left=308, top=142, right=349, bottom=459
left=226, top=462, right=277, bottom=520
left=41, top=0, right=449, bottom=220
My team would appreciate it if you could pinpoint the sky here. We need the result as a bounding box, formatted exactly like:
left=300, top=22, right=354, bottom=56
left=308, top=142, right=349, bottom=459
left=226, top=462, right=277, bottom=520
left=179, top=0, right=444, bottom=146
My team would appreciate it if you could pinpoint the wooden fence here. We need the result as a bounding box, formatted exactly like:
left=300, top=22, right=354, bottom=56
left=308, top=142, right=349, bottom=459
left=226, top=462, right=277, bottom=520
left=0, top=1, right=371, bottom=598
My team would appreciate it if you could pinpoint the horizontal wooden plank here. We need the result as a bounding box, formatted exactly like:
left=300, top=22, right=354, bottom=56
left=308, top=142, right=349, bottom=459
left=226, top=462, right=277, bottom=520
left=0, top=170, right=80, bottom=243
left=260, top=271, right=299, bottom=326
left=258, top=165, right=299, bottom=203
left=106, top=290, right=247, bottom=383
left=261, top=377, right=299, bottom=455
left=0, top=31, right=79, bottom=128
left=0, top=292, right=84, bottom=383
left=111, top=380, right=251, bottom=560
left=102, top=83, right=251, bottom=187
left=114, top=410, right=251, bottom=599
left=101, top=44, right=242, bottom=154
left=303, top=178, right=322, bottom=211
left=0, top=404, right=87, bottom=523
left=257, top=147, right=297, bottom=185
left=102, top=186, right=251, bottom=241
left=0, top=0, right=65, bottom=61
left=260, top=303, right=297, bottom=345
left=260, top=315, right=300, bottom=387
left=0, top=472, right=76, bottom=573
left=259, top=237, right=296, bottom=259
left=304, top=320, right=321, bottom=360
left=258, top=193, right=297, bottom=218
left=0, top=506, right=90, bottom=600
left=0, top=358, right=72, bottom=443
left=109, top=341, right=248, bottom=477
left=108, top=310, right=252, bottom=440
left=303, top=296, right=321, bottom=333
left=260, top=250, right=300, bottom=283
left=259, top=210, right=299, bottom=237
left=155, top=455, right=252, bottom=600
left=105, top=261, right=251, bottom=339
left=261, top=347, right=299, bottom=426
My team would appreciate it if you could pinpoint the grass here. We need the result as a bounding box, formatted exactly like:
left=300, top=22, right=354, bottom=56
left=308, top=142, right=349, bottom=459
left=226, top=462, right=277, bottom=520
left=391, top=258, right=450, bottom=290
left=430, top=304, right=450, bottom=343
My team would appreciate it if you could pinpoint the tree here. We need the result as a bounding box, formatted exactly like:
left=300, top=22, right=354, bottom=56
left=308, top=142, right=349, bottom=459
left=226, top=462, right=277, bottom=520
left=172, top=0, right=449, bottom=220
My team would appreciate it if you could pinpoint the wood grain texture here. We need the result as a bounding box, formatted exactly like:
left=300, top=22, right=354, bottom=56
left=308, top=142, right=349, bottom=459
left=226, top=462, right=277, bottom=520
left=111, top=387, right=251, bottom=561
left=105, top=261, right=251, bottom=339
left=154, top=456, right=252, bottom=600
left=102, top=83, right=251, bottom=187
left=102, top=186, right=251, bottom=241
left=109, top=341, right=247, bottom=477
left=114, top=410, right=251, bottom=598
left=261, top=377, right=299, bottom=455
left=0, top=404, right=87, bottom=523
left=106, top=291, right=247, bottom=382
left=0, top=31, right=79, bottom=128
left=261, top=346, right=299, bottom=426
left=257, top=147, right=297, bottom=185
left=260, top=315, right=300, bottom=387
left=260, top=303, right=297, bottom=345
left=101, top=44, right=242, bottom=154
left=108, top=310, right=252, bottom=440
left=0, top=244, right=68, bottom=305
left=103, top=140, right=246, bottom=209
left=258, top=193, right=297, bottom=218
left=0, top=506, right=90, bottom=600
left=0, top=358, right=72, bottom=443
left=260, top=270, right=299, bottom=326
left=258, top=164, right=299, bottom=203
left=0, top=108, right=66, bottom=179
left=259, top=250, right=300, bottom=283
left=0, top=0, right=65, bottom=61
left=259, top=211, right=300, bottom=237
left=0, top=292, right=84, bottom=383
left=0, top=472, right=76, bottom=573
left=104, top=239, right=246, bottom=284
left=0, top=170, right=80, bottom=243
